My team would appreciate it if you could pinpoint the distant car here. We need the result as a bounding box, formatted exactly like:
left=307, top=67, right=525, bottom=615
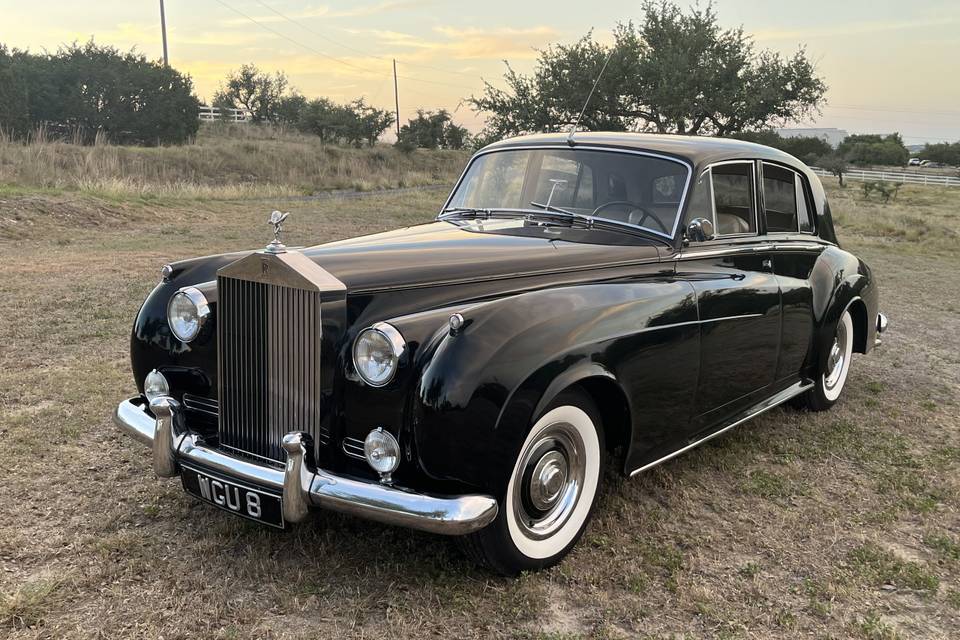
left=115, top=133, right=887, bottom=574
left=908, top=158, right=922, bottom=166
left=924, top=161, right=947, bottom=168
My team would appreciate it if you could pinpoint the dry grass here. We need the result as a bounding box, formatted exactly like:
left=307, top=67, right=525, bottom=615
left=0, top=123, right=468, bottom=200
left=0, top=177, right=958, bottom=638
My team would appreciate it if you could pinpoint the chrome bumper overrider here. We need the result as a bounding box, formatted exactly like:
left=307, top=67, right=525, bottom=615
left=875, top=312, right=888, bottom=347
left=114, top=397, right=498, bottom=535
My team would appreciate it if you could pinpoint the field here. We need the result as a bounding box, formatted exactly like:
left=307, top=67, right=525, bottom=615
left=1, top=135, right=959, bottom=639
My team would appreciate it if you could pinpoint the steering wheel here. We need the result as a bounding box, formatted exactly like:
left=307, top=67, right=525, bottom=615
left=591, top=201, right=669, bottom=234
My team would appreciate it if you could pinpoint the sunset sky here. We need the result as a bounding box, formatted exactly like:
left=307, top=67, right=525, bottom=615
left=2, top=0, right=958, bottom=143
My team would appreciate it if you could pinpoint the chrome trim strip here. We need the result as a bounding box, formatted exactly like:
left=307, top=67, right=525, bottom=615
left=114, top=397, right=499, bottom=535
left=342, top=437, right=366, bottom=460
left=628, top=380, right=813, bottom=477
left=439, top=144, right=693, bottom=241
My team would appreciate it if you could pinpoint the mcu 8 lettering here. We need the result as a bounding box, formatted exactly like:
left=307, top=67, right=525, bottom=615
left=115, top=132, right=886, bottom=574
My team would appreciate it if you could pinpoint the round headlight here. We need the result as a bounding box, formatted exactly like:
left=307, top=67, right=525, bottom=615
left=364, top=427, right=400, bottom=478
left=144, top=369, right=169, bottom=402
left=353, top=323, right=405, bottom=387
left=167, top=287, right=210, bottom=343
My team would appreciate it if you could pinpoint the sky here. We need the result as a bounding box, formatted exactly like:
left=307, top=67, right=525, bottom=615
left=1, top=0, right=958, bottom=144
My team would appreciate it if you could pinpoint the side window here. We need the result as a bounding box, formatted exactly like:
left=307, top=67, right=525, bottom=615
left=711, top=163, right=756, bottom=236
left=685, top=169, right=713, bottom=222
left=762, top=163, right=800, bottom=232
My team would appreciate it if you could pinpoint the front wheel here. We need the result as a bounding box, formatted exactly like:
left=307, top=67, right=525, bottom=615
left=460, top=389, right=604, bottom=575
left=796, top=309, right=854, bottom=411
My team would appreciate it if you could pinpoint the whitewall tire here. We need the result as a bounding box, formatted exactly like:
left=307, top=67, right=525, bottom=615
left=460, top=388, right=604, bottom=574
left=797, top=309, right=855, bottom=411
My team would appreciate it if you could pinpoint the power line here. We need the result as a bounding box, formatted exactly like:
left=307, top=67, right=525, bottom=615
left=209, top=0, right=476, bottom=91
left=251, top=0, right=478, bottom=79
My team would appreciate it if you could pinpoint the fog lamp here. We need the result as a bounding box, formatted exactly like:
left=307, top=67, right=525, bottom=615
left=144, top=369, right=170, bottom=403
left=364, top=427, right=400, bottom=483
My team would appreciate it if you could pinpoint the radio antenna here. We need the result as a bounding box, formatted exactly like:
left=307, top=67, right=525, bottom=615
left=567, top=46, right=616, bottom=147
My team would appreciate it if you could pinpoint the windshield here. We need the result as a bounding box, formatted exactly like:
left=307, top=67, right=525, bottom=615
left=444, top=148, right=691, bottom=238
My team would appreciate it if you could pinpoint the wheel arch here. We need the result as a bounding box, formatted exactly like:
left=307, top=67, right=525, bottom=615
left=530, top=367, right=633, bottom=462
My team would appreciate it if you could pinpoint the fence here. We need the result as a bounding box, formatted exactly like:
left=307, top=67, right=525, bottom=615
left=198, top=106, right=251, bottom=123
left=809, top=166, right=960, bottom=188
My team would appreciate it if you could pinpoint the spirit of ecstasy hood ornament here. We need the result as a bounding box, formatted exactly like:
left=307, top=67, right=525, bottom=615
left=264, top=210, right=290, bottom=254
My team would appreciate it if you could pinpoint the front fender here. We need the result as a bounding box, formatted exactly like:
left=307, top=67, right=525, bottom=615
left=410, top=279, right=698, bottom=495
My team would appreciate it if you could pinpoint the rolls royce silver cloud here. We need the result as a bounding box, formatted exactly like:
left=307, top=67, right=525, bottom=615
left=115, top=132, right=886, bottom=574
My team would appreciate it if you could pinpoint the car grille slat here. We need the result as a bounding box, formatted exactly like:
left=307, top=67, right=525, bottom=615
left=218, top=275, right=323, bottom=464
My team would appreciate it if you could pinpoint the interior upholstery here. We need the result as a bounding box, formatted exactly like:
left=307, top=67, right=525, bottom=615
left=717, top=213, right=750, bottom=235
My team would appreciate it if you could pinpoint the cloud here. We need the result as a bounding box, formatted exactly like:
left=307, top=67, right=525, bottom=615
left=346, top=24, right=560, bottom=61
left=220, top=1, right=431, bottom=26
left=754, top=16, right=960, bottom=41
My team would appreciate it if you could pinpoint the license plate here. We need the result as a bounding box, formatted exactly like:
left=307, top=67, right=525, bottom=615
left=181, top=465, right=284, bottom=529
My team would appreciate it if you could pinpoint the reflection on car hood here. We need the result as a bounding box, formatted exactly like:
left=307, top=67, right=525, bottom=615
left=301, top=219, right=662, bottom=292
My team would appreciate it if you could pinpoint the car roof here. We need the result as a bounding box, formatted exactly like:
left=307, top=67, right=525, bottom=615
left=482, top=131, right=804, bottom=171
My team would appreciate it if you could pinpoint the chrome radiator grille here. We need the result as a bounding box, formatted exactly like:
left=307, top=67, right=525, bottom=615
left=217, top=275, right=323, bottom=464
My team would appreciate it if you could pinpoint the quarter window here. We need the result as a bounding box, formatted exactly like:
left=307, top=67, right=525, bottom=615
left=711, top=162, right=756, bottom=236
left=762, top=163, right=814, bottom=233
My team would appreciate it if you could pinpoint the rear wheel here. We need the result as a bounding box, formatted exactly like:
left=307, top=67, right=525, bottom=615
left=796, top=309, right=854, bottom=411
left=460, top=389, right=604, bottom=575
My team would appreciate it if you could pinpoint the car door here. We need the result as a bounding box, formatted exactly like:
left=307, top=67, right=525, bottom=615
left=676, top=160, right=782, bottom=434
left=760, top=162, right=823, bottom=383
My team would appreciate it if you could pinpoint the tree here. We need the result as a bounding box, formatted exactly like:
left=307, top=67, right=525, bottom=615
left=295, top=97, right=392, bottom=146
left=918, top=141, right=960, bottom=166
left=730, top=130, right=832, bottom=165
left=395, top=109, right=471, bottom=150
left=213, top=64, right=289, bottom=124
left=0, top=41, right=199, bottom=145
left=837, top=133, right=909, bottom=167
left=817, top=153, right=848, bottom=186
left=347, top=99, right=394, bottom=147
left=468, top=1, right=826, bottom=141
left=275, top=92, right=307, bottom=127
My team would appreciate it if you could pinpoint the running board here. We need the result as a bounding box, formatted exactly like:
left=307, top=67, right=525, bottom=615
left=629, top=380, right=814, bottom=477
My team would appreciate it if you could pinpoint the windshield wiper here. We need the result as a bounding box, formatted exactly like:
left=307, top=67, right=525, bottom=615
left=528, top=201, right=579, bottom=219
left=439, top=206, right=495, bottom=219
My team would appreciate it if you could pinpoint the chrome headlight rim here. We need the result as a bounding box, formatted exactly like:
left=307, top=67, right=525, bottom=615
left=166, top=286, right=211, bottom=343
left=352, top=322, right=405, bottom=388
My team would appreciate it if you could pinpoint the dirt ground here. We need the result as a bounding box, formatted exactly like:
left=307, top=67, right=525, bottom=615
left=1, top=181, right=958, bottom=639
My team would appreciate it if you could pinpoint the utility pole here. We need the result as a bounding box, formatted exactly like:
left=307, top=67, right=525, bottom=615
left=393, top=59, right=400, bottom=137
left=159, top=0, right=169, bottom=66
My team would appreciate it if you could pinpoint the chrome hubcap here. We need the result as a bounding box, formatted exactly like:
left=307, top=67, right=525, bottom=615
left=513, top=422, right=585, bottom=541
left=529, top=450, right=568, bottom=510
left=824, top=320, right=848, bottom=390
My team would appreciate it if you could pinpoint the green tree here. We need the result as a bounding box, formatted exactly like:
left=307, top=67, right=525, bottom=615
left=275, top=92, right=307, bottom=127
left=0, top=41, right=199, bottom=145
left=817, top=153, right=848, bottom=186
left=468, top=1, right=826, bottom=141
left=837, top=133, right=909, bottom=167
left=213, top=64, right=289, bottom=124
left=730, top=130, right=832, bottom=165
left=0, top=45, right=30, bottom=136
left=395, top=109, right=470, bottom=150
left=918, top=141, right=960, bottom=166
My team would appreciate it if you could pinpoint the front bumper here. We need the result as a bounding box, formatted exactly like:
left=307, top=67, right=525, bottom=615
left=114, top=396, right=498, bottom=535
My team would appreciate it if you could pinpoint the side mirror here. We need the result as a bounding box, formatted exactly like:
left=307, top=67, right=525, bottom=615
left=686, top=217, right=715, bottom=243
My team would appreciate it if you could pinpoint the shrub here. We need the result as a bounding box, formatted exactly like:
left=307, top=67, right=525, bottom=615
left=0, top=41, right=199, bottom=145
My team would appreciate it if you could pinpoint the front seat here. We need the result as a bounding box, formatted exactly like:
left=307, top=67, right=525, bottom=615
left=717, top=213, right=750, bottom=235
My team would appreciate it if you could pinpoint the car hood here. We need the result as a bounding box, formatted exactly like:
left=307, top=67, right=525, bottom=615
left=300, top=219, right=663, bottom=292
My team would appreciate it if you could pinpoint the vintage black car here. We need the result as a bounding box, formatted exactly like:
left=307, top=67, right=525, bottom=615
left=115, top=132, right=886, bottom=574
